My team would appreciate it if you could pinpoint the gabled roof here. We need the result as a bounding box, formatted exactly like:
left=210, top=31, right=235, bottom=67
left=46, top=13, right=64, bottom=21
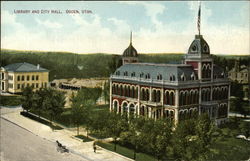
left=114, top=63, right=195, bottom=81
left=2, top=62, right=49, bottom=72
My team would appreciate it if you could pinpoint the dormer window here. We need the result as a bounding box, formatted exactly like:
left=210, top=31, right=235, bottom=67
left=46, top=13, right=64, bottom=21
left=116, top=71, right=120, bottom=76
left=131, top=72, right=135, bottom=77
left=191, top=72, right=196, bottom=80
left=157, top=74, right=162, bottom=80
left=140, top=73, right=144, bottom=78
left=145, top=73, right=150, bottom=79
left=124, top=71, right=128, bottom=76
left=181, top=73, right=186, bottom=81
left=170, top=74, right=175, bottom=81
left=221, top=72, right=224, bottom=78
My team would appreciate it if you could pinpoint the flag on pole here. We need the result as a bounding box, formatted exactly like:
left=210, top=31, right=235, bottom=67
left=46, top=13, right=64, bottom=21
left=197, top=2, right=201, bottom=35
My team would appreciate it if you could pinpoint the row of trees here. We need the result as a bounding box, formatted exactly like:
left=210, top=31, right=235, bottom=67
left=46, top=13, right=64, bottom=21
left=70, top=88, right=214, bottom=161
left=21, top=86, right=66, bottom=125
left=86, top=111, right=214, bottom=161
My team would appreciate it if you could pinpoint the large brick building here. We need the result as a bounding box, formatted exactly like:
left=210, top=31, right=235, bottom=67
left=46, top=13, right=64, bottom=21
left=109, top=32, right=230, bottom=125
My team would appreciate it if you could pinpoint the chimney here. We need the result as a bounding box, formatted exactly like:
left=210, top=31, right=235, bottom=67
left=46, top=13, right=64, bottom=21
left=37, top=64, right=40, bottom=69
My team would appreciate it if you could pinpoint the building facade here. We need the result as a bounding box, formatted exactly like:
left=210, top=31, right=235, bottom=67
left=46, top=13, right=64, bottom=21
left=109, top=34, right=230, bottom=125
left=0, top=62, right=49, bottom=93
left=228, top=60, right=249, bottom=100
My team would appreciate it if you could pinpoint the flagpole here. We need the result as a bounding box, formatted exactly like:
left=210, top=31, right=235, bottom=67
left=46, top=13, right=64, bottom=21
left=198, top=1, right=201, bottom=36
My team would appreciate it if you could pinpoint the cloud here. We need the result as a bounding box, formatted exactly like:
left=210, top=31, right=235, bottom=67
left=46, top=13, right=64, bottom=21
left=36, top=18, right=62, bottom=29
left=1, top=2, right=249, bottom=55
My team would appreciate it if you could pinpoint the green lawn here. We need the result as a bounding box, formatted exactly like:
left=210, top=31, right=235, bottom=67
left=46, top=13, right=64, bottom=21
left=208, top=137, right=250, bottom=160
left=75, top=135, right=93, bottom=142
left=97, top=141, right=157, bottom=161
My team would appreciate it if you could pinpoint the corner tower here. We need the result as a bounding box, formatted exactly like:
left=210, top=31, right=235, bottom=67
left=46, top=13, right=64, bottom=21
left=122, top=32, right=138, bottom=65
left=184, top=3, right=213, bottom=81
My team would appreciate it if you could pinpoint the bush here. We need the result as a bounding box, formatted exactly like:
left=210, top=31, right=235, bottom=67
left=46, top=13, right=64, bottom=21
left=0, top=95, right=22, bottom=106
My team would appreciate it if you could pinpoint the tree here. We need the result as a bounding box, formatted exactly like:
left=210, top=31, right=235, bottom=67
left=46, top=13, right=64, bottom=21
left=172, top=119, right=197, bottom=160
left=42, top=88, right=65, bottom=129
left=105, top=112, right=128, bottom=151
left=21, top=86, right=34, bottom=112
left=32, top=88, right=45, bottom=118
left=102, top=81, right=109, bottom=104
left=194, top=114, right=214, bottom=160
left=71, top=88, right=99, bottom=136
left=71, top=93, right=87, bottom=135
left=151, top=118, right=173, bottom=161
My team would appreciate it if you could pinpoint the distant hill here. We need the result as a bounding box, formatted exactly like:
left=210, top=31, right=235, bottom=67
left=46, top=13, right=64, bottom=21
left=1, top=49, right=249, bottom=81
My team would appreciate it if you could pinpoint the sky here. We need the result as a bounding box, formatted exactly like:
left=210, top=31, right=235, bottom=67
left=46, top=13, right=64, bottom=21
left=1, top=1, right=249, bottom=55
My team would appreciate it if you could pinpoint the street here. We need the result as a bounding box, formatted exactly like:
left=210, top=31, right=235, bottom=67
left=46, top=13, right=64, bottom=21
left=0, top=117, right=88, bottom=161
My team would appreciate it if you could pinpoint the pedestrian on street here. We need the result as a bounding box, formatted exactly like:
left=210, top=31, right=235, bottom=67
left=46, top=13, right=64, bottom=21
left=93, top=141, right=97, bottom=153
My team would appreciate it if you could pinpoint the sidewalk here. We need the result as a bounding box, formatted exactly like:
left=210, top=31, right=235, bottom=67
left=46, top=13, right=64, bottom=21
left=0, top=107, right=133, bottom=161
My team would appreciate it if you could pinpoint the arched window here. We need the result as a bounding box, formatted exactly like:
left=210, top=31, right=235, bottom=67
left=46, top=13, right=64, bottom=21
left=121, top=86, right=124, bottom=96
left=181, top=73, right=186, bottom=81
left=134, top=87, right=138, bottom=98
left=152, top=90, right=157, bottom=102
left=206, top=89, right=210, bottom=101
left=156, top=90, right=161, bottom=102
left=141, top=88, right=145, bottom=100
left=128, top=86, right=131, bottom=97
left=146, top=89, right=150, bottom=101
left=165, top=91, right=170, bottom=105
left=140, top=106, right=145, bottom=116
left=179, top=92, right=183, bottom=106
left=191, top=72, right=196, bottom=80
left=170, top=92, right=174, bottom=105
left=186, top=92, right=189, bottom=105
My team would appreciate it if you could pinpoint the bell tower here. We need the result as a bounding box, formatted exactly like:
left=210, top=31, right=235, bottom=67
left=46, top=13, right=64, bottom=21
left=184, top=3, right=213, bottom=81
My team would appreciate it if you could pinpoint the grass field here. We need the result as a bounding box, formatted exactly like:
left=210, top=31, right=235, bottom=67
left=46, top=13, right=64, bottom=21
left=97, top=141, right=158, bottom=161
left=75, top=135, right=93, bottom=142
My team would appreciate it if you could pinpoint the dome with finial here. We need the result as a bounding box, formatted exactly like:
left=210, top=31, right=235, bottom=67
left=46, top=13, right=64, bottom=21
left=122, top=32, right=138, bottom=57
left=188, top=35, right=210, bottom=55
left=187, top=2, right=210, bottom=55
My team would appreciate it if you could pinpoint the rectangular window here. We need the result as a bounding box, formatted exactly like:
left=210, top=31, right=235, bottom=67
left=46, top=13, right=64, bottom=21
left=22, top=76, right=25, bottom=81
left=22, top=84, right=25, bottom=89
left=36, top=75, right=39, bottom=80
left=32, top=83, right=34, bottom=88
left=1, top=73, right=4, bottom=80
left=27, top=75, right=30, bottom=81
left=32, top=75, right=35, bottom=80
left=36, top=83, right=39, bottom=88
left=9, top=83, right=13, bottom=89
left=17, top=76, right=20, bottom=81
left=17, top=84, right=21, bottom=89
left=44, top=82, right=47, bottom=88
left=8, top=75, right=13, bottom=80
